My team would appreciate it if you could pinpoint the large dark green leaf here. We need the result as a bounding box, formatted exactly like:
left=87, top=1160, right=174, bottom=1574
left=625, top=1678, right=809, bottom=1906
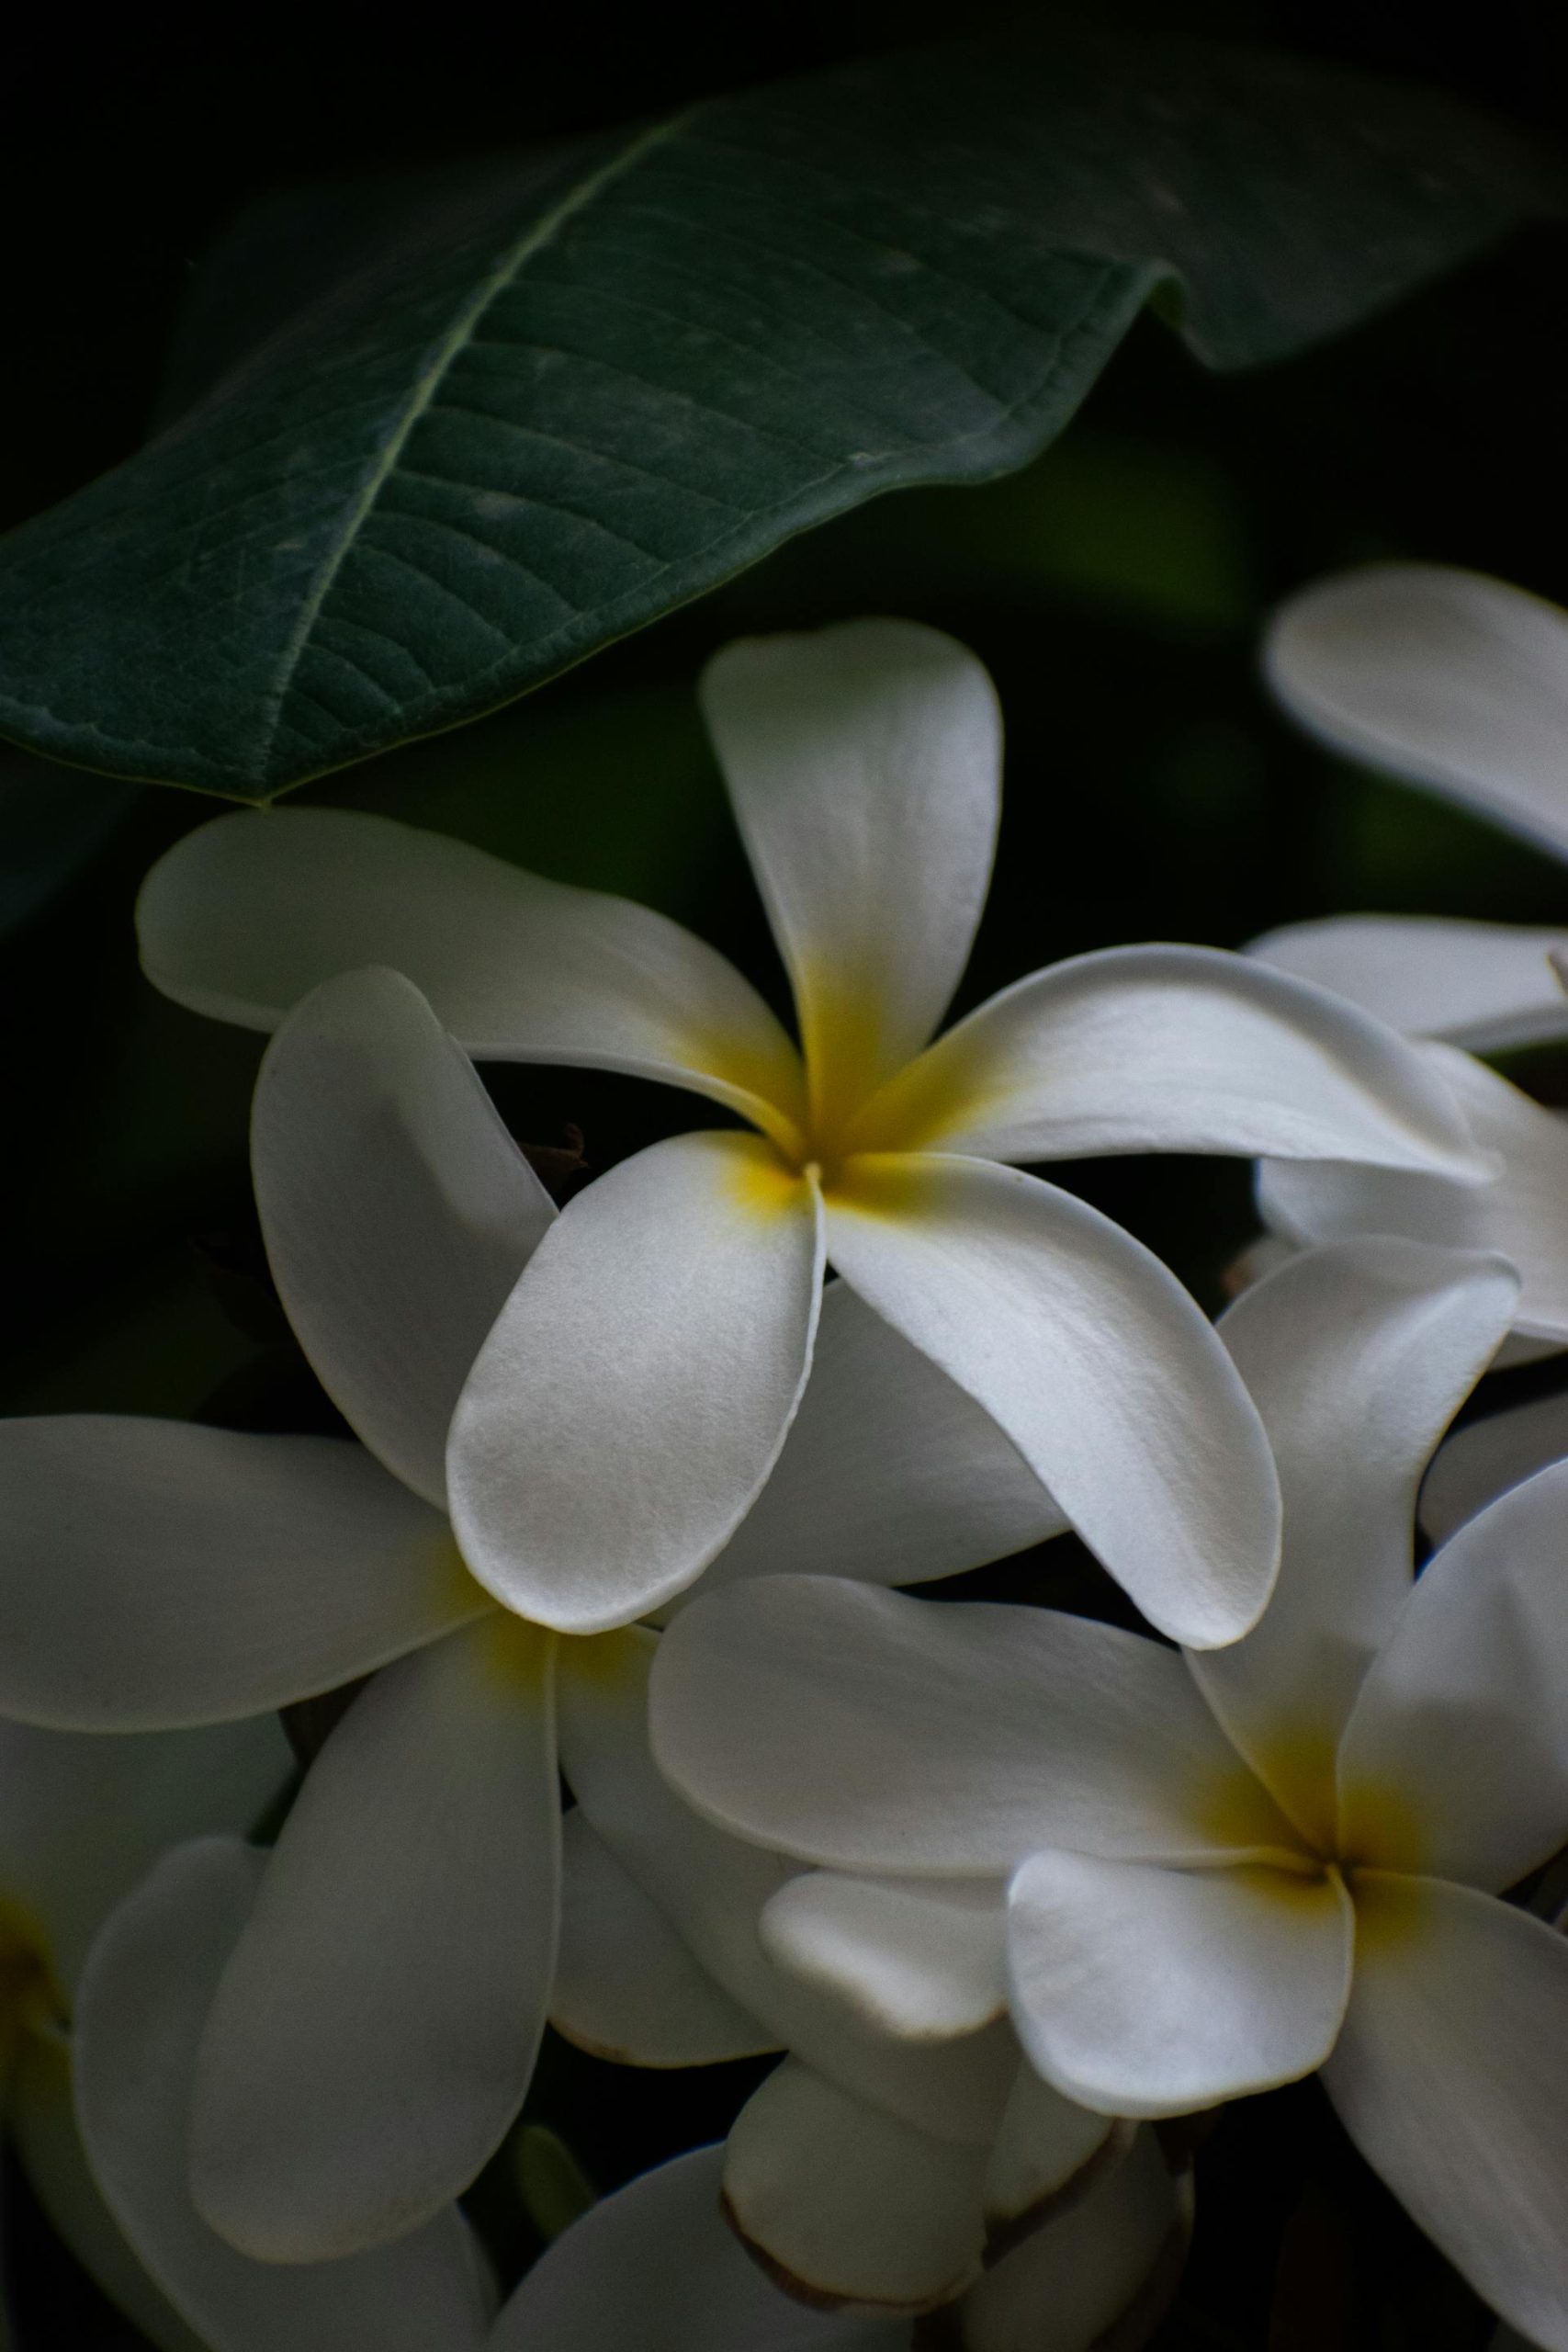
left=0, top=28, right=1552, bottom=801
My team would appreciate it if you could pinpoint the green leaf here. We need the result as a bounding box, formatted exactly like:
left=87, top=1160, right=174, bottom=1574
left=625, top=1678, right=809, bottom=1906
left=0, top=28, right=1551, bottom=801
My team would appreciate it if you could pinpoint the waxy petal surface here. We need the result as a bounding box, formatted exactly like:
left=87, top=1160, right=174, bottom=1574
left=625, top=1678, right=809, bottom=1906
left=723, top=2060, right=987, bottom=2312
left=1260, top=1042, right=1568, bottom=1341
left=0, top=1419, right=482, bottom=1730
left=1247, top=915, right=1568, bottom=1051
left=653, top=1579, right=1302, bottom=1877
left=1325, top=1874, right=1568, bottom=2352
left=759, top=1872, right=1010, bottom=2042
left=192, top=1621, right=559, bottom=2260
left=138, top=808, right=806, bottom=1132
left=253, top=966, right=555, bottom=1506
left=552, top=1809, right=775, bottom=2068
left=1265, top=563, right=1568, bottom=864
left=489, top=2143, right=906, bottom=2351
left=562, top=1628, right=1017, bottom=2147
left=1193, top=1239, right=1517, bottom=1846
left=1008, top=1851, right=1355, bottom=2118
left=0, top=1713, right=289, bottom=1997
left=450, top=1130, right=824, bottom=1632
left=1337, top=1458, right=1568, bottom=1892
left=856, top=944, right=1486, bottom=1178
left=1421, top=1389, right=1568, bottom=1545
left=75, top=1839, right=492, bottom=2352
left=702, top=618, right=999, bottom=1125
left=823, top=1154, right=1280, bottom=1645
left=699, top=1279, right=1065, bottom=1600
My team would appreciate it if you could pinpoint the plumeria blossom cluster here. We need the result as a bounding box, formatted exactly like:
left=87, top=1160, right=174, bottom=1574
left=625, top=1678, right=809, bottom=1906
left=1, top=607, right=1565, bottom=2349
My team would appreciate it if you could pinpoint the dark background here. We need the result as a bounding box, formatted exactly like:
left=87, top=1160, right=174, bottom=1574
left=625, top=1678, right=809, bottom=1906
left=2, top=4, right=1563, bottom=2344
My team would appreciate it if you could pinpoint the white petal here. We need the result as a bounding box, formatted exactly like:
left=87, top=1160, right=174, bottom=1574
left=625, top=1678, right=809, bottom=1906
left=701, top=619, right=999, bottom=1126
left=0, top=1713, right=289, bottom=1998
left=253, top=966, right=555, bottom=1505
left=651, top=1579, right=1303, bottom=1877
left=821, top=1155, right=1280, bottom=1646
left=981, top=2062, right=1119, bottom=2245
left=449, top=1130, right=824, bottom=1632
left=552, top=1808, right=777, bottom=2066
left=489, top=2143, right=907, bottom=2351
left=74, top=1838, right=492, bottom=2352
left=191, top=1619, right=559, bottom=2260
left=723, top=2059, right=987, bottom=2312
left=1265, top=563, right=1568, bottom=864
left=1325, top=1873, right=1568, bottom=2352
left=1247, top=916, right=1568, bottom=1051
left=1421, top=1391, right=1568, bottom=1545
left=1193, top=1238, right=1517, bottom=1846
left=1337, top=1459, right=1568, bottom=1892
left=7, top=2025, right=207, bottom=2352
left=138, top=808, right=807, bottom=1134
left=1007, top=1850, right=1355, bottom=2118
left=759, top=1872, right=1010, bottom=2041
left=960, top=2126, right=1182, bottom=2352
left=699, top=1280, right=1065, bottom=1600
left=852, top=944, right=1487, bottom=1178
left=559, top=1627, right=1018, bottom=2147
left=0, top=1418, right=482, bottom=1729
left=1260, top=1043, right=1568, bottom=1342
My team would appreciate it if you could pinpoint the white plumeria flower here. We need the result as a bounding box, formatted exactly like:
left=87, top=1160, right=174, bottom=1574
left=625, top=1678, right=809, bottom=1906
left=549, top=1621, right=1183, bottom=2325
left=1252, top=562, right=1568, bottom=1051
left=74, top=1835, right=1180, bottom=2352
left=1247, top=566, right=1568, bottom=1341
left=652, top=1238, right=1568, bottom=2352
left=0, top=1713, right=288, bottom=2350
left=136, top=620, right=1490, bottom=1646
left=0, top=964, right=1068, bottom=2267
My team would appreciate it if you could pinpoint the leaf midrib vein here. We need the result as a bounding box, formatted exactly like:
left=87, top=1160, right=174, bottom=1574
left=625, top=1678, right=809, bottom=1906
left=253, top=109, right=690, bottom=783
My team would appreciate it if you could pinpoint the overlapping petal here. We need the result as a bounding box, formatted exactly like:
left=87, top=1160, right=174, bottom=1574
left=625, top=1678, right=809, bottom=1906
left=1247, top=915, right=1568, bottom=1051
left=651, top=1578, right=1303, bottom=1876
left=74, top=1838, right=494, bottom=2352
left=701, top=619, right=999, bottom=1126
left=822, top=1154, right=1280, bottom=1645
left=191, top=1620, right=559, bottom=2260
left=559, top=1628, right=1017, bottom=2146
left=252, top=966, right=556, bottom=1506
left=1007, top=1851, right=1355, bottom=2118
left=699, top=1280, right=1065, bottom=1601
left=0, top=1418, right=484, bottom=1730
left=6, top=2027, right=207, bottom=2352
left=1259, top=1043, right=1568, bottom=1341
left=0, top=1714, right=289, bottom=1996
left=759, top=1872, right=1009, bottom=2042
left=960, top=2127, right=1182, bottom=2352
left=489, top=2143, right=907, bottom=2351
left=722, top=2059, right=988, bottom=2312
left=1192, top=1239, right=1517, bottom=1844
left=1337, top=1459, right=1568, bottom=1892
left=449, top=1130, right=824, bottom=1632
left=980, top=2063, right=1120, bottom=2244
left=851, top=945, right=1487, bottom=1177
left=1421, top=1390, right=1568, bottom=1544
left=137, top=808, right=807, bottom=1135
left=552, top=1809, right=776, bottom=2067
left=1325, top=1874, right=1568, bottom=2352
left=1263, top=563, right=1568, bottom=862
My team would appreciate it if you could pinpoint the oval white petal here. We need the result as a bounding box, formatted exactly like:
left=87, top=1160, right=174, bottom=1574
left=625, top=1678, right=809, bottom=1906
left=451, top=1130, right=823, bottom=1632
left=191, top=1620, right=559, bottom=2260
left=253, top=965, right=556, bottom=1504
